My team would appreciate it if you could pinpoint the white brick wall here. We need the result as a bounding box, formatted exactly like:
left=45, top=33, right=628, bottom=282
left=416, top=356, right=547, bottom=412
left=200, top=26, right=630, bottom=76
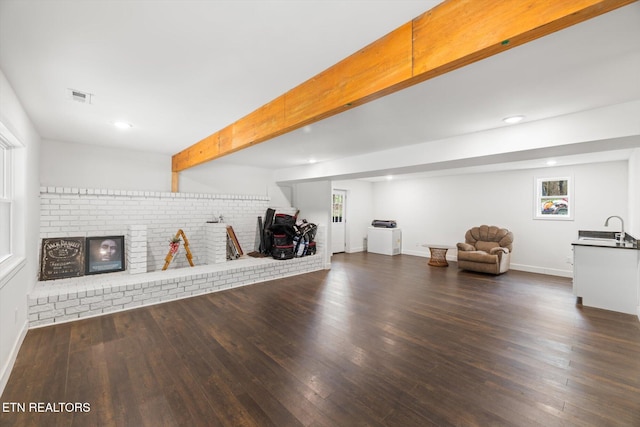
left=40, top=187, right=272, bottom=272
left=126, top=225, right=147, bottom=274
left=28, top=255, right=325, bottom=327
left=32, top=187, right=327, bottom=327
left=205, top=223, right=228, bottom=264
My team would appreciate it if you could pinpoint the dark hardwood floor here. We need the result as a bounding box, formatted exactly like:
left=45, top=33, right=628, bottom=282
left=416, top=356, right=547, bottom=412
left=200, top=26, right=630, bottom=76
left=2, top=252, right=640, bottom=426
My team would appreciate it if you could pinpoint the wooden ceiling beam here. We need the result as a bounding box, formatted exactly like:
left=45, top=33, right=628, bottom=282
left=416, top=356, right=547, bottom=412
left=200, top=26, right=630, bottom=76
left=171, top=0, right=635, bottom=188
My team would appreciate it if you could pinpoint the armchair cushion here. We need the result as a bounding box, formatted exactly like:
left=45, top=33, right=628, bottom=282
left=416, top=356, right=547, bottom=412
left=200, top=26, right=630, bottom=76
left=462, top=250, right=499, bottom=264
left=476, top=241, right=499, bottom=253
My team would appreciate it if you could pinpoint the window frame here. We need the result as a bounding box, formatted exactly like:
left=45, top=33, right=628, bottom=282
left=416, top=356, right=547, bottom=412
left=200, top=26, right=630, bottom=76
left=533, top=176, right=574, bottom=220
left=0, top=122, right=19, bottom=266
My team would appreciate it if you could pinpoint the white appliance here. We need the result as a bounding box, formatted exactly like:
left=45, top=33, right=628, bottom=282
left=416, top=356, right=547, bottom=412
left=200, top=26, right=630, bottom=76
left=367, top=227, right=402, bottom=255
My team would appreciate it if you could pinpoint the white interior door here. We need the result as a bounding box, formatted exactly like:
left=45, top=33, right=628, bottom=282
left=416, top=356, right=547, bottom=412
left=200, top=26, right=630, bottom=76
left=331, top=189, right=346, bottom=253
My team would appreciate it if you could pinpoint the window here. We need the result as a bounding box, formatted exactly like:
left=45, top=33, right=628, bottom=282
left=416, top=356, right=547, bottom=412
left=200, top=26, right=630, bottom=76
left=332, top=193, right=344, bottom=223
left=534, top=176, right=573, bottom=220
left=0, top=123, right=18, bottom=264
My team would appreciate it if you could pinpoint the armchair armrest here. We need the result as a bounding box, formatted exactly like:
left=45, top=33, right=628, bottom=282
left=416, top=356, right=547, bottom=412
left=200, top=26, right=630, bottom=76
left=490, top=247, right=510, bottom=262
left=490, top=247, right=509, bottom=255
left=457, top=243, right=475, bottom=251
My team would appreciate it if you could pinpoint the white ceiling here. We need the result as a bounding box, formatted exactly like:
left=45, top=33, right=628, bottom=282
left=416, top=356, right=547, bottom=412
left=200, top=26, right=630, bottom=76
left=1, top=0, right=639, bottom=180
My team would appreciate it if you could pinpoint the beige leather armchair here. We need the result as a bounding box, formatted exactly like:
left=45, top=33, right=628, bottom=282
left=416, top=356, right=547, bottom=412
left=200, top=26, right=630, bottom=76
left=457, top=225, right=513, bottom=274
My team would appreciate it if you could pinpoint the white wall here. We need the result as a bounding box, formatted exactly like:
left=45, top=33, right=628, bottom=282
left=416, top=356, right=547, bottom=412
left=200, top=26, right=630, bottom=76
left=628, top=149, right=640, bottom=238
left=632, top=150, right=640, bottom=320
left=332, top=179, right=374, bottom=253
left=40, top=139, right=293, bottom=207
left=0, top=70, right=41, bottom=394
left=292, top=180, right=332, bottom=268
left=40, top=139, right=172, bottom=192
left=371, top=161, right=628, bottom=277
left=180, top=161, right=292, bottom=208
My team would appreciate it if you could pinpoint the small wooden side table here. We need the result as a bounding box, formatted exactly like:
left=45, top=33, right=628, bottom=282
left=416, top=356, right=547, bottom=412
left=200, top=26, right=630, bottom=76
left=422, top=244, right=454, bottom=267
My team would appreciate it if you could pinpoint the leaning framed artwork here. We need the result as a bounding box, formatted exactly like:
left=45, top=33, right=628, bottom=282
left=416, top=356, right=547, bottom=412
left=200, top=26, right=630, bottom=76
left=534, top=176, right=573, bottom=220
left=226, top=225, right=243, bottom=258
left=39, top=237, right=86, bottom=281
left=85, top=235, right=125, bottom=274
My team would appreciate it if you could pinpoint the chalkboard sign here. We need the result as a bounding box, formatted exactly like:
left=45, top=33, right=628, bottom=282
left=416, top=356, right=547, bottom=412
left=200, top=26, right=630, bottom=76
left=39, top=237, right=85, bottom=281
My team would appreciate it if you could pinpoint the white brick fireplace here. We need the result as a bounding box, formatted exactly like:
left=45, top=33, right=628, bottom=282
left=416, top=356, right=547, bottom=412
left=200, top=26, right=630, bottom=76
left=29, top=187, right=325, bottom=327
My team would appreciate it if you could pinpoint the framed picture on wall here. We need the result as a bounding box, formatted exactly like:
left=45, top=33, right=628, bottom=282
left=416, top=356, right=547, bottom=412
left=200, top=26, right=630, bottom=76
left=534, top=176, right=573, bottom=220
left=86, top=235, right=125, bottom=274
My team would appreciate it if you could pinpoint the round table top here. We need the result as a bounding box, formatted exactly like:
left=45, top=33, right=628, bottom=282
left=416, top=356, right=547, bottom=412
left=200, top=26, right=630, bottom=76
left=422, top=244, right=456, bottom=249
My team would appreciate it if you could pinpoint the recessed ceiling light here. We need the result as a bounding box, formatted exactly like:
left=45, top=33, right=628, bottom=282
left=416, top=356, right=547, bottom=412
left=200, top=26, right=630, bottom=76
left=113, top=121, right=132, bottom=129
left=546, top=159, right=557, bottom=166
left=386, top=175, right=393, bottom=181
left=308, top=158, right=317, bottom=164
left=503, top=115, right=525, bottom=124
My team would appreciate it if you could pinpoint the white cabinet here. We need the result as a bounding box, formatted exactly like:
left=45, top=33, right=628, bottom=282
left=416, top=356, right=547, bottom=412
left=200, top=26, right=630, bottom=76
left=573, top=245, right=639, bottom=315
left=367, top=227, right=402, bottom=256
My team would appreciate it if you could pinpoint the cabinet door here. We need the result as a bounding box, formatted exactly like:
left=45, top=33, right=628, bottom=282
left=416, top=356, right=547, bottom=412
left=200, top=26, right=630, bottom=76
left=573, top=245, right=638, bottom=315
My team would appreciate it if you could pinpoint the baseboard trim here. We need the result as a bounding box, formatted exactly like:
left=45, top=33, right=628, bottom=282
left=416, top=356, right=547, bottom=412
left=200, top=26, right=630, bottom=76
left=400, top=249, right=428, bottom=258
left=509, top=263, right=573, bottom=278
left=0, top=319, right=28, bottom=396
left=394, top=251, right=574, bottom=278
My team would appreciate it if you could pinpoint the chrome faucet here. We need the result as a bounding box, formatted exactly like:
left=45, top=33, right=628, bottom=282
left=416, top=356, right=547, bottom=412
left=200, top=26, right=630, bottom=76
left=604, top=215, right=625, bottom=243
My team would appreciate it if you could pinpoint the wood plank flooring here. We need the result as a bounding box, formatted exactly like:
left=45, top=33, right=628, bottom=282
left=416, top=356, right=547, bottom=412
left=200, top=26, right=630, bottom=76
left=2, top=252, right=640, bottom=426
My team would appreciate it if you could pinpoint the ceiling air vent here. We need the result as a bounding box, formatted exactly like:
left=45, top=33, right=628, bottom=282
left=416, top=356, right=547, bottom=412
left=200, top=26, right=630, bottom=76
left=66, top=88, right=93, bottom=104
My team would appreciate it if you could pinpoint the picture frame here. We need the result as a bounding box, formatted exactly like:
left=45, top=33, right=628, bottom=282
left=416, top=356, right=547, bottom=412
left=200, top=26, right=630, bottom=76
left=534, top=176, right=573, bottom=220
left=39, top=237, right=85, bottom=281
left=226, top=225, right=243, bottom=258
left=85, top=235, right=125, bottom=274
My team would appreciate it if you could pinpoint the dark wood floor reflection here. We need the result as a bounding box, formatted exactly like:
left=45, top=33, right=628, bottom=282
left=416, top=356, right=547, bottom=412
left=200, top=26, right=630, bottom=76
left=2, top=253, right=640, bottom=426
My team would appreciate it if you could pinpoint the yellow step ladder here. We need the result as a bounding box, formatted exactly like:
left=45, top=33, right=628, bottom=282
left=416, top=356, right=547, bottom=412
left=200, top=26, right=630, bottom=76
left=162, top=229, right=194, bottom=270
